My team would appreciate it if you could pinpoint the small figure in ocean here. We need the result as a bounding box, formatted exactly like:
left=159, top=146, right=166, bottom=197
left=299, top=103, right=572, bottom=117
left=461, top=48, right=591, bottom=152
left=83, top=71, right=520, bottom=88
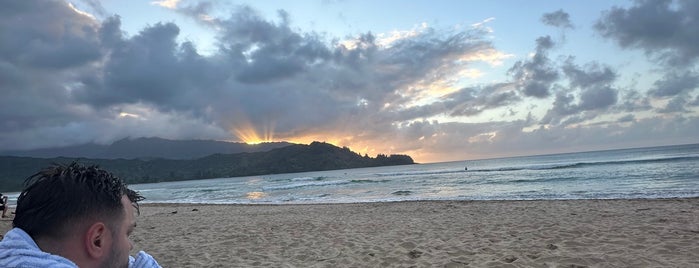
left=465, top=166, right=468, bottom=171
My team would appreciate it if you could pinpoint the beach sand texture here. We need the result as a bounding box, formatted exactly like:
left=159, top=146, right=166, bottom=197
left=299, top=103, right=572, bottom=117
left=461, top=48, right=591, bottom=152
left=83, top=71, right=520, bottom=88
left=2, top=199, right=698, bottom=267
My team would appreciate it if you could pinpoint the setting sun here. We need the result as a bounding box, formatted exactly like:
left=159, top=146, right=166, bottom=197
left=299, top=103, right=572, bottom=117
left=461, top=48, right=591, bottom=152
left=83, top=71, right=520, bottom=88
left=232, top=120, right=275, bottom=145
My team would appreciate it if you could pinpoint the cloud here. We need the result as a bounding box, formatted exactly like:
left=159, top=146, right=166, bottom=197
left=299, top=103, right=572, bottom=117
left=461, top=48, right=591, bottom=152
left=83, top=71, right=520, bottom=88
left=1, top=0, right=697, bottom=162
left=0, top=0, right=103, bottom=136
left=151, top=0, right=181, bottom=9
left=649, top=71, right=699, bottom=97
left=539, top=58, right=619, bottom=126
left=0, top=1, right=101, bottom=70
left=617, top=89, right=652, bottom=112
left=617, top=114, right=635, bottom=123
left=691, top=95, right=699, bottom=106
left=76, top=0, right=107, bottom=18
left=562, top=57, right=616, bottom=88
left=508, top=36, right=559, bottom=98
left=595, top=0, right=699, bottom=66
left=443, top=84, right=519, bottom=117
left=658, top=96, right=689, bottom=114
left=541, top=9, right=574, bottom=29
left=1, top=0, right=508, bottom=154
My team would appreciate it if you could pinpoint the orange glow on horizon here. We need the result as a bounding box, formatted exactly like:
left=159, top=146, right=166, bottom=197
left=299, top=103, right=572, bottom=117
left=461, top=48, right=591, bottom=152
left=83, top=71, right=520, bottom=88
left=229, top=120, right=456, bottom=163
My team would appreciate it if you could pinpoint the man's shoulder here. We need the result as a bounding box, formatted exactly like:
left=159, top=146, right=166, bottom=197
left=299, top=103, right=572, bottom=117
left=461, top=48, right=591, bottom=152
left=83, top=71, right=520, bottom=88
left=0, top=228, right=78, bottom=268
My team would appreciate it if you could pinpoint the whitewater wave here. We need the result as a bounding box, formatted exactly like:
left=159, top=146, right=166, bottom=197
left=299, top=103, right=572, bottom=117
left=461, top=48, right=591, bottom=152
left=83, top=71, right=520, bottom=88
left=373, top=156, right=699, bottom=178
left=262, top=178, right=391, bottom=191
left=262, top=180, right=352, bottom=191
left=469, top=156, right=699, bottom=173
left=375, top=169, right=467, bottom=177
left=290, top=176, right=324, bottom=182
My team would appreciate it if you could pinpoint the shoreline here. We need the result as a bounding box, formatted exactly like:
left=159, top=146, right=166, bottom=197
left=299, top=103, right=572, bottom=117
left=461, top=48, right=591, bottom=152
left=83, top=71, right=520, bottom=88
left=2, top=198, right=698, bottom=267
left=135, top=196, right=699, bottom=206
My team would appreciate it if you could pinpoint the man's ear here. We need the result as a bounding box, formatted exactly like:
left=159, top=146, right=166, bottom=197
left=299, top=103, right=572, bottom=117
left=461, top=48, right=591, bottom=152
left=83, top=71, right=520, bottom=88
left=85, top=222, right=110, bottom=258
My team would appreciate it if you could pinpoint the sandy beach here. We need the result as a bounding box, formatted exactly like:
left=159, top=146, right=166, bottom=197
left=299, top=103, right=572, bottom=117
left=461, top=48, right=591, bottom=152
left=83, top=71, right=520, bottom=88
left=2, top=198, right=698, bottom=267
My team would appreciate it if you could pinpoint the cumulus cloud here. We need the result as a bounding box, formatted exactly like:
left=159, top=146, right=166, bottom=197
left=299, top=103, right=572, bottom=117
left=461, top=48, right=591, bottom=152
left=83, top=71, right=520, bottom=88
left=658, top=96, right=689, bottom=114
left=595, top=1, right=699, bottom=129
left=649, top=71, right=699, bottom=98
left=508, top=36, right=559, bottom=98
left=0, top=0, right=508, bottom=154
left=541, top=9, right=574, bottom=29
left=595, top=0, right=699, bottom=66
left=540, top=58, right=619, bottom=126
left=618, top=89, right=652, bottom=112
left=1, top=0, right=697, bottom=162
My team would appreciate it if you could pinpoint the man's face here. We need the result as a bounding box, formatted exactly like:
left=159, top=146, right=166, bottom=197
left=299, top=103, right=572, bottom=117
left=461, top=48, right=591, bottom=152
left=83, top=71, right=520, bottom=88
left=103, top=195, right=136, bottom=268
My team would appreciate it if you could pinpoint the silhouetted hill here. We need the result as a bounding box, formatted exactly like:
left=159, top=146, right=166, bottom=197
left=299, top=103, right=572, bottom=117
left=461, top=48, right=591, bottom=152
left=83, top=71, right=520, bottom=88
left=0, top=137, right=292, bottom=159
left=0, top=141, right=415, bottom=192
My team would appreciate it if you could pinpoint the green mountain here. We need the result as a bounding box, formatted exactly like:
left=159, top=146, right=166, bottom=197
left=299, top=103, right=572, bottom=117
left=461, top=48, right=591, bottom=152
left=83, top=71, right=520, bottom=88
left=0, top=141, right=414, bottom=192
left=1, top=137, right=292, bottom=159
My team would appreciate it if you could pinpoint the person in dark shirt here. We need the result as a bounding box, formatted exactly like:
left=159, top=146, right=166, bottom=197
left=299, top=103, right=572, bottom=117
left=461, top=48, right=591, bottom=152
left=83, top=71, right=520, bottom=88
left=0, top=193, right=7, bottom=218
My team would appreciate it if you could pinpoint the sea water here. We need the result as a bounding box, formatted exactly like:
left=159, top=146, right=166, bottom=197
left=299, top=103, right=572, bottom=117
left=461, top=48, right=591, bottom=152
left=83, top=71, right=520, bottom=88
left=128, top=143, right=699, bottom=204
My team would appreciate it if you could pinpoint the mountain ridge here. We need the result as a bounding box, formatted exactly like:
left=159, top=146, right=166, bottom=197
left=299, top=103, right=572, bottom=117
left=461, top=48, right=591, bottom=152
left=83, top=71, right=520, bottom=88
left=0, top=141, right=415, bottom=192
left=1, top=137, right=293, bottom=160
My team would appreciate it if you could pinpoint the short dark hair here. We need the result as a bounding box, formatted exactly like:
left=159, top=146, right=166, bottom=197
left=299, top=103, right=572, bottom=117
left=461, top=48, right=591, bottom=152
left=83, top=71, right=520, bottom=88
left=13, top=162, right=144, bottom=240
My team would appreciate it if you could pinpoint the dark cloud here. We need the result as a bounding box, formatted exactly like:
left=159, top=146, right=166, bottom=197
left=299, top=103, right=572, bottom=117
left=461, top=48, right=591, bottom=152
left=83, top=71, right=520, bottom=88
left=562, top=57, right=616, bottom=88
left=595, top=0, right=699, bottom=66
left=579, top=86, right=618, bottom=111
left=540, top=58, right=619, bottom=125
left=617, top=114, right=636, bottom=123
left=2, top=0, right=697, bottom=161
left=444, top=84, right=519, bottom=117
left=649, top=71, right=699, bottom=97
left=541, top=9, right=574, bottom=29
left=618, top=89, right=652, bottom=112
left=1, top=0, right=501, bottom=152
left=658, top=95, right=689, bottom=113
left=562, top=58, right=618, bottom=111
left=541, top=92, right=576, bottom=125
left=0, top=0, right=102, bottom=137
left=0, top=0, right=101, bottom=69
left=508, top=36, right=559, bottom=98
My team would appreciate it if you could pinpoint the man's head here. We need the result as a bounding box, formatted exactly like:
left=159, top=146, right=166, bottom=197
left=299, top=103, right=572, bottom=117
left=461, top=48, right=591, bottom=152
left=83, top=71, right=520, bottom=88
left=13, top=162, right=144, bottom=268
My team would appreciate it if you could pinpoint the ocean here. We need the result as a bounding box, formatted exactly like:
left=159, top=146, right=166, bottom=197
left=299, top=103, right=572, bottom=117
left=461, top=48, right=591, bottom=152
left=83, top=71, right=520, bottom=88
left=127, top=143, right=699, bottom=204
left=2, top=144, right=697, bottom=205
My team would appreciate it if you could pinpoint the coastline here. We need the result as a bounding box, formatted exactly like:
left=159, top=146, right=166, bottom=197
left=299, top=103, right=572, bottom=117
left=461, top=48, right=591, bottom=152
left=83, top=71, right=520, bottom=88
left=2, top=198, right=698, bottom=267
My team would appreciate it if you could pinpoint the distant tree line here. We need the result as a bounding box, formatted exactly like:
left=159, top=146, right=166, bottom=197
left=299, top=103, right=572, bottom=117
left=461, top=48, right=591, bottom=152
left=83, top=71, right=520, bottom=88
left=0, top=141, right=414, bottom=192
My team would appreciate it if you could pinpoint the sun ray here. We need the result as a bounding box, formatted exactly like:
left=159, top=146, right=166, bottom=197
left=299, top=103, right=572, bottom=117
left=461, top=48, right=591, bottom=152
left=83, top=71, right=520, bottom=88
left=231, top=119, right=275, bottom=144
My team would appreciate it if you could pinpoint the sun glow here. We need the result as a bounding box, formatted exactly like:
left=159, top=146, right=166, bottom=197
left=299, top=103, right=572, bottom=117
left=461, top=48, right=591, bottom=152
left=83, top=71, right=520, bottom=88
left=232, top=121, right=275, bottom=144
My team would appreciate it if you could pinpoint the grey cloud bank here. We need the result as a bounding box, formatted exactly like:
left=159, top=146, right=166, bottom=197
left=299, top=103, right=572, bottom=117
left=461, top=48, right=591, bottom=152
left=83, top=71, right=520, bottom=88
left=0, top=0, right=697, bottom=162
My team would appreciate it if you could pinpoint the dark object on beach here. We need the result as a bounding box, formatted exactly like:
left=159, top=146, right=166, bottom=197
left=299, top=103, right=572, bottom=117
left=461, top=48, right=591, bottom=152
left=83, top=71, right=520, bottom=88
left=408, top=250, right=422, bottom=259
left=192, top=208, right=199, bottom=212
left=546, top=243, right=558, bottom=250
left=171, top=211, right=177, bottom=214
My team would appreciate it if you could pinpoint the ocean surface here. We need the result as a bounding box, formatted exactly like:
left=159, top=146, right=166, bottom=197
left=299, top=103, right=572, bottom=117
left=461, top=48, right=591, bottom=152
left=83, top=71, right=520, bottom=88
left=127, top=143, right=699, bottom=204
left=3, top=143, right=698, bottom=205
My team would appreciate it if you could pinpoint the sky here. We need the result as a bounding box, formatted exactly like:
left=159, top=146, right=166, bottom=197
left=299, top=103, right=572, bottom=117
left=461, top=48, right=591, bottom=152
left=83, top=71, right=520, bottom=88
left=1, top=0, right=698, bottom=163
